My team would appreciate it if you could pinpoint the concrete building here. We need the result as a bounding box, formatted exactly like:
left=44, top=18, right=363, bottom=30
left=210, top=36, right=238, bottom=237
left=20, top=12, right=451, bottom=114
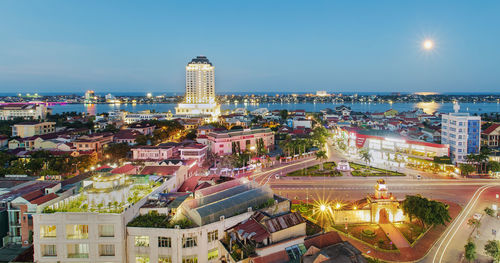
left=126, top=178, right=289, bottom=263
left=207, top=128, right=274, bottom=155
left=12, top=122, right=56, bottom=138
left=0, top=103, right=49, bottom=120
left=132, top=146, right=174, bottom=161
left=33, top=173, right=176, bottom=263
left=441, top=104, right=481, bottom=163
left=482, top=123, right=500, bottom=148
left=175, top=56, right=221, bottom=120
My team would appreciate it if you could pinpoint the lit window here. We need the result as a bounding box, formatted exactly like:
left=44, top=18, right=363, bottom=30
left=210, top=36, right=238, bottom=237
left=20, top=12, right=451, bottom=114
left=67, top=243, right=89, bottom=258
left=99, top=244, right=115, bottom=256
left=66, top=224, right=88, bottom=239
left=135, top=236, right=150, bottom=247
left=136, top=254, right=150, bottom=263
left=159, top=255, right=172, bottom=263
left=182, top=255, right=198, bottom=263
left=208, top=248, right=218, bottom=261
left=99, top=224, right=114, bottom=237
left=40, top=225, right=57, bottom=238
left=41, top=244, right=57, bottom=257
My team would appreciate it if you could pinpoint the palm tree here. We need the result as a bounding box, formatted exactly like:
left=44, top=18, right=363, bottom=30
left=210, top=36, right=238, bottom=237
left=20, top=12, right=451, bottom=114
left=359, top=148, right=372, bottom=166
left=315, top=150, right=328, bottom=170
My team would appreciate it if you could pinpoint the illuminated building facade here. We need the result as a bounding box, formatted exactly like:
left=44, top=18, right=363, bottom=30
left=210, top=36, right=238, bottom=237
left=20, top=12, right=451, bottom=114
left=175, top=56, right=221, bottom=120
left=441, top=109, right=481, bottom=163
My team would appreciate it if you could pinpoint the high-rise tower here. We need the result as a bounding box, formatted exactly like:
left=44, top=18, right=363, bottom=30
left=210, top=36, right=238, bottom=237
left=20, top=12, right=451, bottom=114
left=176, top=56, right=220, bottom=120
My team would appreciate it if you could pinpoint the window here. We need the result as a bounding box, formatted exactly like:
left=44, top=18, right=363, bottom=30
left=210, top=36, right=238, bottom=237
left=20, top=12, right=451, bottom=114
left=99, top=244, right=115, bottom=256
left=207, top=230, right=218, bottom=243
left=41, top=244, right=57, bottom=257
left=158, top=256, right=172, bottom=263
left=40, top=225, right=57, bottom=238
left=99, top=224, right=114, bottom=237
left=66, top=224, right=88, bottom=239
left=136, top=255, right=150, bottom=263
left=208, top=248, right=218, bottom=261
left=158, top=237, right=171, bottom=248
left=182, top=255, right=198, bottom=263
left=183, top=237, right=197, bottom=248
left=135, top=236, right=150, bottom=247
left=67, top=243, right=89, bottom=258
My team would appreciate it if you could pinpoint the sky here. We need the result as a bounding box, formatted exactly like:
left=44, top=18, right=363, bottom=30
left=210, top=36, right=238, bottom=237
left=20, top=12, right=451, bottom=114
left=0, top=0, right=499, bottom=94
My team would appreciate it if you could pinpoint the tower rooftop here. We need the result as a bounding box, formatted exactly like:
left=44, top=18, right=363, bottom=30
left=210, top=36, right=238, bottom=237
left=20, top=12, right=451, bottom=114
left=188, top=56, right=212, bottom=66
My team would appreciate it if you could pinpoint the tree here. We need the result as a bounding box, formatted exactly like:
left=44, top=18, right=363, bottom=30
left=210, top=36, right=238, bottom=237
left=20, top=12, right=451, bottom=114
left=401, top=195, right=451, bottom=228
left=488, top=161, right=500, bottom=172
left=460, top=163, right=475, bottom=176
left=485, top=240, right=500, bottom=263
left=279, top=110, right=289, bottom=122
left=315, top=150, right=328, bottom=170
left=359, top=148, right=372, bottom=165
left=485, top=207, right=495, bottom=217
left=464, top=240, right=476, bottom=263
left=104, top=143, right=131, bottom=162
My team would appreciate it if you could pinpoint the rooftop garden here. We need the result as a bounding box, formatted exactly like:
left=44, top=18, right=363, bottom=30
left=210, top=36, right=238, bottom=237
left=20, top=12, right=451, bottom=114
left=127, top=211, right=195, bottom=229
left=43, top=180, right=161, bottom=214
left=221, top=233, right=256, bottom=261
left=350, top=162, right=404, bottom=177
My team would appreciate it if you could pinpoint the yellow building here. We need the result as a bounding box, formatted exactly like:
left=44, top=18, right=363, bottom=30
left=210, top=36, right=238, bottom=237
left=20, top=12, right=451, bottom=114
left=12, top=121, right=56, bottom=138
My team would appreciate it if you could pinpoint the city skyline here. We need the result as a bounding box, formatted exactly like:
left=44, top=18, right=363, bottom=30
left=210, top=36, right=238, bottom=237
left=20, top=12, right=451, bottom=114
left=0, top=1, right=499, bottom=94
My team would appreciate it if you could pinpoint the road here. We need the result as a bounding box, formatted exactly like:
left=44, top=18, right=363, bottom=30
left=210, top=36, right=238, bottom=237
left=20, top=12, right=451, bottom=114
left=247, top=145, right=500, bottom=262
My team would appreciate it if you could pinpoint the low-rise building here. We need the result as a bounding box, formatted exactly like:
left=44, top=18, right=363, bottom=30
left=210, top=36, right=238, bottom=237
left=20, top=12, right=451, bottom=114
left=12, top=122, right=56, bottom=138
left=132, top=146, right=174, bottom=161
left=0, top=103, right=50, bottom=120
left=126, top=178, right=289, bottom=263
left=482, top=123, right=500, bottom=148
left=207, top=128, right=274, bottom=155
left=74, top=133, right=114, bottom=152
left=178, top=143, right=209, bottom=165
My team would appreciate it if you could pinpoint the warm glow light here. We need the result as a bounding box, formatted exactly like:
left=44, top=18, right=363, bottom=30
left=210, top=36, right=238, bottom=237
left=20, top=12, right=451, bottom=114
left=320, top=204, right=326, bottom=212
left=423, top=39, right=434, bottom=50
left=336, top=203, right=341, bottom=209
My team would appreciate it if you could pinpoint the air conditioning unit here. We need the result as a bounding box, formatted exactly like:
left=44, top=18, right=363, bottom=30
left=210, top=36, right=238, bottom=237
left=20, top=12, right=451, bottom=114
left=220, top=216, right=225, bottom=221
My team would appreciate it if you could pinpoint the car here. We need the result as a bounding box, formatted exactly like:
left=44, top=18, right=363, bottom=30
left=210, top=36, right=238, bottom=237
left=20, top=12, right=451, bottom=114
left=275, top=174, right=280, bottom=179
left=416, top=174, right=422, bottom=180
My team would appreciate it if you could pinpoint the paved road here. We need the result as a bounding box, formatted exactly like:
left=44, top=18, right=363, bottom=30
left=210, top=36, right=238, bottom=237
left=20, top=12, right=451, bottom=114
left=380, top=223, right=411, bottom=248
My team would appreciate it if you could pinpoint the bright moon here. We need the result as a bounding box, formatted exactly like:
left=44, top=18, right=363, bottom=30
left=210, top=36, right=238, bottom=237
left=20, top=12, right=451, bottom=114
left=423, top=39, right=434, bottom=50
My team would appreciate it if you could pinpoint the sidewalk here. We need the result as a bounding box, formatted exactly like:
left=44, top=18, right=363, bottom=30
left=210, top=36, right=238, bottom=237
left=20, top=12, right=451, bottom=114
left=380, top=223, right=411, bottom=248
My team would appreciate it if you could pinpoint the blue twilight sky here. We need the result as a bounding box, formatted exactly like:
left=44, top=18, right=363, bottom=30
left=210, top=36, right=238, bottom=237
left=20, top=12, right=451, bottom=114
left=0, top=0, right=499, bottom=94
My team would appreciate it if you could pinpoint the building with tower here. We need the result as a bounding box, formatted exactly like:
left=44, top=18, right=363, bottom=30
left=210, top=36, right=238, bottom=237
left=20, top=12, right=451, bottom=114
left=175, top=56, right=221, bottom=121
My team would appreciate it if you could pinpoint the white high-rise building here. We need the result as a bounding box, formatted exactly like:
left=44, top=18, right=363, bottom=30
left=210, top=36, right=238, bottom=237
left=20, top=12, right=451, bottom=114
left=441, top=103, right=481, bottom=163
left=175, top=56, right=220, bottom=120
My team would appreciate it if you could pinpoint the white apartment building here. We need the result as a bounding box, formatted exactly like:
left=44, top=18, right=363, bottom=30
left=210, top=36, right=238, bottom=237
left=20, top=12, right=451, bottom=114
left=33, top=174, right=176, bottom=263
left=0, top=103, right=49, bottom=120
left=176, top=56, right=221, bottom=119
left=441, top=104, right=481, bottom=163
left=12, top=121, right=56, bottom=138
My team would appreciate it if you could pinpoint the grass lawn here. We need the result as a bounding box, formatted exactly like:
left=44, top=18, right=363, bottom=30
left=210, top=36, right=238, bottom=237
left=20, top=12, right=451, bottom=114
left=393, top=222, right=427, bottom=244
left=350, top=162, right=405, bottom=176
left=333, top=224, right=397, bottom=251
left=287, top=162, right=342, bottom=177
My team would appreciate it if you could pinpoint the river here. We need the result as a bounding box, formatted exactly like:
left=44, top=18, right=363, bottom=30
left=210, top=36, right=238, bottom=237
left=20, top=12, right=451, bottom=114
left=51, top=102, right=500, bottom=115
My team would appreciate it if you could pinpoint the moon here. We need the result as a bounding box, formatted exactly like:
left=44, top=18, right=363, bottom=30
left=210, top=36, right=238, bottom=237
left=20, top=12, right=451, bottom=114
left=423, top=39, right=434, bottom=50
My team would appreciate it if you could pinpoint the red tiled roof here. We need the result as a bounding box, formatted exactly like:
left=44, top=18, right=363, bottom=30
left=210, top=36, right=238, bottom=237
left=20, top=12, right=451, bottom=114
left=177, top=176, right=202, bottom=192
left=251, top=251, right=289, bottom=263
left=30, top=193, right=58, bottom=205
left=140, top=166, right=179, bottom=176
left=483, top=124, right=500, bottom=135
left=96, top=165, right=111, bottom=171
left=21, top=189, right=44, bottom=202
left=111, top=164, right=137, bottom=174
